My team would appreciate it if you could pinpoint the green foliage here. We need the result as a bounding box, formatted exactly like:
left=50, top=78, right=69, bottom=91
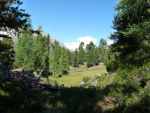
left=111, top=65, right=150, bottom=110
left=59, top=47, right=70, bottom=75
left=111, top=0, right=150, bottom=66
left=72, top=49, right=79, bottom=67
left=0, top=38, right=14, bottom=80
left=98, top=39, right=107, bottom=63
left=49, top=41, right=61, bottom=75
left=0, top=79, right=51, bottom=113
left=105, top=50, right=118, bottom=72
left=97, top=39, right=118, bottom=72
left=32, top=33, right=49, bottom=76
left=86, top=42, right=99, bottom=67
left=49, top=41, right=70, bottom=76
left=78, top=42, right=85, bottom=65
left=0, top=0, right=30, bottom=30
left=15, top=31, right=49, bottom=76
left=43, top=64, right=150, bottom=113
left=0, top=38, right=14, bottom=70
left=82, top=76, right=90, bottom=83
left=0, top=0, right=30, bottom=79
left=15, top=31, right=34, bottom=69
left=1, top=1, right=150, bottom=113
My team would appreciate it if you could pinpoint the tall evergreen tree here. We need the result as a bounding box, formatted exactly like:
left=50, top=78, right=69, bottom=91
left=86, top=42, right=96, bottom=67
left=49, top=41, right=70, bottom=76
left=78, top=42, right=85, bottom=65
left=111, top=0, right=150, bottom=66
left=15, top=31, right=34, bottom=69
left=72, top=49, right=79, bottom=67
left=59, top=47, right=69, bottom=75
left=49, top=41, right=61, bottom=76
left=0, top=0, right=30, bottom=30
left=98, top=39, right=107, bottom=63
left=32, top=33, right=49, bottom=76
left=0, top=0, right=30, bottom=77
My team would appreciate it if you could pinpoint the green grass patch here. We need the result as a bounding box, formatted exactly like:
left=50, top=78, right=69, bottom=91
left=45, top=64, right=107, bottom=87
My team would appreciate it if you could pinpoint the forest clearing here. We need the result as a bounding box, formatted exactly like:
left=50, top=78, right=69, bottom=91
left=0, top=0, right=150, bottom=113
left=45, top=64, right=107, bottom=87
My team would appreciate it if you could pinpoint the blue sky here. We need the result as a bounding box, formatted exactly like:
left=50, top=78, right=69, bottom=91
left=22, top=0, right=117, bottom=50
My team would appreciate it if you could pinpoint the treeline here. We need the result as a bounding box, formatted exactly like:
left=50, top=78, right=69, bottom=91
left=14, top=30, right=113, bottom=77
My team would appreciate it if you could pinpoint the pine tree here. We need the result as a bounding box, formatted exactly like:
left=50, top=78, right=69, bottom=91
left=15, top=31, right=34, bottom=70
left=78, top=42, right=85, bottom=65
left=73, top=49, right=79, bottom=67
left=32, top=33, right=49, bottom=76
left=0, top=0, right=30, bottom=30
left=86, top=42, right=96, bottom=67
left=98, top=39, right=107, bottom=63
left=49, top=41, right=61, bottom=76
left=111, top=0, right=150, bottom=66
left=59, top=47, right=69, bottom=75
left=0, top=0, right=30, bottom=78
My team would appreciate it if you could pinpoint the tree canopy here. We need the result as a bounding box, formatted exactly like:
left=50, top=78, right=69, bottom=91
left=0, top=0, right=30, bottom=30
left=111, top=0, right=150, bottom=66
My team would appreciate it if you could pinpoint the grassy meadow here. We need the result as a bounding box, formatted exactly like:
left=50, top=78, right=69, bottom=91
left=42, top=64, right=107, bottom=87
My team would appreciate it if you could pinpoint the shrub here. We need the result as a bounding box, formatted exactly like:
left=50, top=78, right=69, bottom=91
left=82, top=76, right=90, bottom=83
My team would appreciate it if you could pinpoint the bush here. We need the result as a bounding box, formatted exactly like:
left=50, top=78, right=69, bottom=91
left=82, top=76, right=90, bottom=83
left=62, top=70, right=68, bottom=75
left=58, top=74, right=62, bottom=78
left=106, top=60, right=118, bottom=72
left=107, top=64, right=150, bottom=111
left=104, top=50, right=119, bottom=72
left=87, top=63, right=94, bottom=68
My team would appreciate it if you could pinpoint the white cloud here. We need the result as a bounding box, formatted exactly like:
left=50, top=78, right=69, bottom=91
left=64, top=36, right=97, bottom=51
left=106, top=39, right=114, bottom=45
left=64, top=42, right=79, bottom=51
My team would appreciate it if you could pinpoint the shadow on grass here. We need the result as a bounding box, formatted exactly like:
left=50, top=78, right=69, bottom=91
left=0, top=78, right=149, bottom=113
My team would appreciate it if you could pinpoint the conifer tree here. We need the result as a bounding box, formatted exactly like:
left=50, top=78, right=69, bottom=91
left=0, top=0, right=30, bottom=77
left=73, top=49, right=79, bottom=67
left=78, top=42, right=85, bottom=65
left=86, top=42, right=96, bottom=67
left=59, top=47, right=69, bottom=75
left=111, top=0, right=150, bottom=66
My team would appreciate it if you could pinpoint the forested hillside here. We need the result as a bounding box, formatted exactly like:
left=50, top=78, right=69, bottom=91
left=0, top=0, right=150, bottom=113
